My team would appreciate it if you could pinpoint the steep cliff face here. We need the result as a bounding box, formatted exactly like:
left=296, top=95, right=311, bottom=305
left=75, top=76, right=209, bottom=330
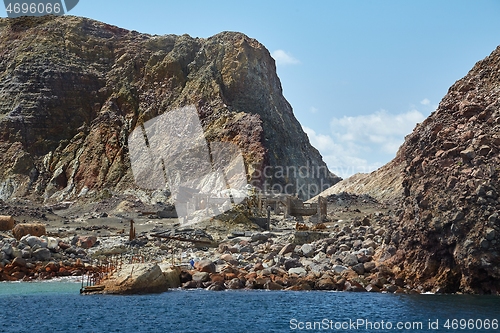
left=0, top=16, right=338, bottom=202
left=386, top=46, right=500, bottom=294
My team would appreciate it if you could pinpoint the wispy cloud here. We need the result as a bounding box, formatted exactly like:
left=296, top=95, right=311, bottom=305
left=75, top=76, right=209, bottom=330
left=330, top=109, right=425, bottom=154
left=303, top=109, right=426, bottom=179
left=303, top=126, right=382, bottom=179
left=420, top=98, right=430, bottom=105
left=271, top=49, right=300, bottom=66
left=309, top=106, right=318, bottom=114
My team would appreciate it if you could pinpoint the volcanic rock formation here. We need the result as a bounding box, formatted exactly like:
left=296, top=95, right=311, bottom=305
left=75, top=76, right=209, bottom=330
left=388, top=45, right=500, bottom=294
left=0, top=16, right=339, bottom=203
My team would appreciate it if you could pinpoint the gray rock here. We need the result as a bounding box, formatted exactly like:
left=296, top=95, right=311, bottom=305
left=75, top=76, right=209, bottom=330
left=486, top=228, right=496, bottom=241
left=363, top=261, right=376, bottom=273
left=343, top=254, right=358, bottom=267
left=353, top=240, right=363, bottom=249
left=488, top=213, right=498, bottom=225
left=313, top=252, right=327, bottom=261
left=288, top=267, right=307, bottom=276
left=300, top=244, right=315, bottom=257
left=1, top=243, right=12, bottom=257
left=251, top=233, right=269, bottom=242
left=339, top=244, right=350, bottom=251
left=362, top=239, right=377, bottom=249
left=480, top=238, right=490, bottom=249
left=284, top=258, right=302, bottom=270
left=226, top=278, right=244, bottom=289
left=23, top=236, right=47, bottom=248
left=278, top=243, right=295, bottom=256
left=478, top=145, right=491, bottom=156
left=391, top=231, right=401, bottom=245
left=33, top=248, right=51, bottom=261
left=11, top=248, right=22, bottom=259
left=239, top=245, right=254, bottom=253
left=351, top=263, right=365, bottom=275
left=332, top=265, right=348, bottom=274
left=452, top=211, right=465, bottom=222
left=192, top=271, right=210, bottom=283
left=460, top=148, right=475, bottom=162
left=326, top=245, right=337, bottom=255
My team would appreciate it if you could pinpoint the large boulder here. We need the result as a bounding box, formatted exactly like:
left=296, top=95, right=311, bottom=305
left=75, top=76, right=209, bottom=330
left=158, top=264, right=181, bottom=289
left=194, top=260, right=216, bottom=274
left=32, top=248, right=51, bottom=261
left=102, top=263, right=168, bottom=294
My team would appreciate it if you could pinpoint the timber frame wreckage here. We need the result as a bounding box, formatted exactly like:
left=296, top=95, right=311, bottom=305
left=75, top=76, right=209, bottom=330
left=142, top=190, right=328, bottom=232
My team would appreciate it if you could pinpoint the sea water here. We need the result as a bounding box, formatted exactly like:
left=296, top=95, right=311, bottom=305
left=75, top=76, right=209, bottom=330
left=0, top=281, right=499, bottom=333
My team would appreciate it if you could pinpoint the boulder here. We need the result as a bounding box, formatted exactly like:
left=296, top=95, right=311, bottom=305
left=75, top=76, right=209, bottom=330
left=102, top=263, right=168, bottom=294
left=22, top=236, right=47, bottom=248
left=192, top=271, right=210, bottom=283
left=33, top=248, right=51, bottom=261
left=194, top=260, right=216, bottom=274
left=343, top=254, right=358, bottom=267
left=332, top=265, right=348, bottom=274
left=12, top=223, right=46, bottom=240
left=226, top=278, right=244, bottom=289
left=300, top=244, right=315, bottom=257
left=207, top=283, right=225, bottom=291
left=264, top=281, right=283, bottom=290
left=288, top=267, right=307, bottom=276
left=315, top=275, right=336, bottom=290
left=278, top=243, right=295, bottom=256
left=76, top=236, right=97, bottom=249
left=363, top=262, right=376, bottom=273
left=11, top=257, right=27, bottom=268
left=0, top=216, right=14, bottom=231
left=1, top=243, right=13, bottom=257
left=351, top=263, right=365, bottom=275
left=158, top=265, right=181, bottom=289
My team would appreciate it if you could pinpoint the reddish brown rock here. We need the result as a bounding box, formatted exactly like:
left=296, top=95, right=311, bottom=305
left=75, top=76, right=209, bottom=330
left=194, top=260, right=216, bottom=274
left=12, top=223, right=46, bottom=240
left=76, top=236, right=97, bottom=249
left=0, top=216, right=14, bottom=231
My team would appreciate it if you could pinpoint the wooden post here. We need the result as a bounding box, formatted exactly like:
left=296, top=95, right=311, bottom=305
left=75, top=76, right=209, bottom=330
left=285, top=196, right=291, bottom=218
left=129, top=219, right=136, bottom=241
left=267, top=205, right=271, bottom=231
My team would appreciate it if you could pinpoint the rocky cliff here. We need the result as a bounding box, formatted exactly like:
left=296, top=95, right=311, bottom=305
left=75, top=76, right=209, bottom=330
left=384, top=46, right=500, bottom=294
left=0, top=16, right=338, bottom=203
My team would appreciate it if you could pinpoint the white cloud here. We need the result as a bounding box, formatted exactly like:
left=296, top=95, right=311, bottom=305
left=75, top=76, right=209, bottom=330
left=309, top=106, right=318, bottom=114
left=302, top=109, right=426, bottom=179
left=303, top=126, right=382, bottom=179
left=420, top=98, right=430, bottom=105
left=271, top=49, right=300, bottom=66
left=330, top=109, right=425, bottom=155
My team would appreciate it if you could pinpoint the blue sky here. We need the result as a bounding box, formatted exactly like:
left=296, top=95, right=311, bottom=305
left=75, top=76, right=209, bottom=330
left=3, top=1, right=500, bottom=178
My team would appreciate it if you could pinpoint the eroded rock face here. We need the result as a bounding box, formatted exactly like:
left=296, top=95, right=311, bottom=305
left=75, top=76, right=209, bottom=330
left=102, top=263, right=168, bottom=294
left=387, top=45, right=500, bottom=294
left=0, top=16, right=338, bottom=203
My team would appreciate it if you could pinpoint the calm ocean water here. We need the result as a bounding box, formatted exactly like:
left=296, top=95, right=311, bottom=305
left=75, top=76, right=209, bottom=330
left=0, top=281, right=499, bottom=333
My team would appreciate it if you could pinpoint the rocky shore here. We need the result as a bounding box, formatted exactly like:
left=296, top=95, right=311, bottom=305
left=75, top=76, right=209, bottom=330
left=1, top=193, right=423, bottom=295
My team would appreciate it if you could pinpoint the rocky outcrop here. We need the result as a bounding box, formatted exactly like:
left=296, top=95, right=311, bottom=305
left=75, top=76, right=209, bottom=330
left=101, top=263, right=168, bottom=294
left=0, top=15, right=338, bottom=204
left=383, top=46, right=500, bottom=294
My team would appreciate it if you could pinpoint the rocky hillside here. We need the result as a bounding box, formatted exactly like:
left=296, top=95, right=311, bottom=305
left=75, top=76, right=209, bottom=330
left=384, top=46, right=500, bottom=294
left=309, top=158, right=404, bottom=204
left=0, top=16, right=338, bottom=203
